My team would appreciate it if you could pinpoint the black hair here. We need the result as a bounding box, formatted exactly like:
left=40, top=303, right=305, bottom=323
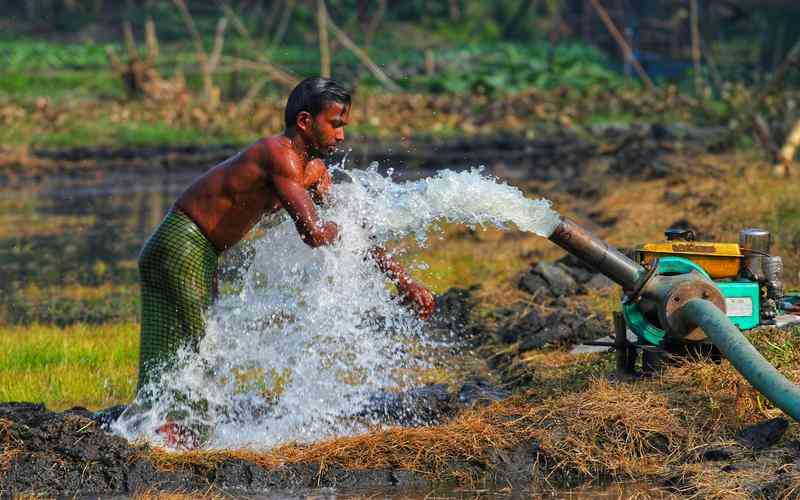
left=284, top=77, right=351, bottom=131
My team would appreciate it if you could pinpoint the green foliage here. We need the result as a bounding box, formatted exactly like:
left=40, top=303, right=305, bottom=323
left=0, top=40, right=111, bottom=71
left=416, top=42, right=623, bottom=95
left=0, top=40, right=120, bottom=99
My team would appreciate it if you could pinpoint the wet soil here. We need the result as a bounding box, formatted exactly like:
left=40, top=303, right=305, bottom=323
left=3, top=260, right=800, bottom=497
left=0, top=278, right=605, bottom=497
left=0, top=392, right=536, bottom=497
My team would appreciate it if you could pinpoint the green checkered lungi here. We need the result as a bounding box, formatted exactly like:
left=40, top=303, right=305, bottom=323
left=137, top=208, right=220, bottom=391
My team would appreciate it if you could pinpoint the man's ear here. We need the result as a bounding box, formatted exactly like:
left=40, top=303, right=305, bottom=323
left=296, top=111, right=313, bottom=133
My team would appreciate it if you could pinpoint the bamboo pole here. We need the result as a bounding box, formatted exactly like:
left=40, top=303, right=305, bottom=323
left=145, top=17, right=159, bottom=63
left=272, top=0, right=296, bottom=48
left=690, top=0, right=703, bottom=96
left=173, top=0, right=226, bottom=107
left=588, top=0, right=654, bottom=92
left=775, top=119, right=800, bottom=177
left=123, top=21, right=138, bottom=60
left=318, top=0, right=331, bottom=78
left=699, top=36, right=723, bottom=94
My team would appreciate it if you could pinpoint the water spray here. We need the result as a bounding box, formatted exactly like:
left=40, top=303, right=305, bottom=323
left=114, top=166, right=560, bottom=449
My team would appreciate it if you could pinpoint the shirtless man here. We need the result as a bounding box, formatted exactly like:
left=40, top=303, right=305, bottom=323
left=136, top=77, right=436, bottom=394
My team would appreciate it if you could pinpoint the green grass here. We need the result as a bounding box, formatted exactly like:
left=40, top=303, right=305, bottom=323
left=0, top=70, right=120, bottom=99
left=0, top=323, right=139, bottom=410
left=111, top=122, right=240, bottom=147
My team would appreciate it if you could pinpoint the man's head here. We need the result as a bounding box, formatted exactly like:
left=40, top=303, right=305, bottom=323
left=285, top=77, right=351, bottom=158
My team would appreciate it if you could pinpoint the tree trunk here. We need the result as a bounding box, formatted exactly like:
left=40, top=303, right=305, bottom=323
left=317, top=0, right=331, bottom=78
left=690, top=0, right=704, bottom=96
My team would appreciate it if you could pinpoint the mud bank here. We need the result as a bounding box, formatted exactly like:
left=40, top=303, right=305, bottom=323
left=0, top=391, right=535, bottom=497
left=3, top=123, right=726, bottom=184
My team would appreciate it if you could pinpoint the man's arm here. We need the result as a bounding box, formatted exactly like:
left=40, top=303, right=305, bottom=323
left=268, top=150, right=338, bottom=247
left=369, top=246, right=436, bottom=320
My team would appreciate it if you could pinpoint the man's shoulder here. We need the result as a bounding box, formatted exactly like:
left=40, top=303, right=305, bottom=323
left=256, top=134, right=294, bottom=156
left=255, top=135, right=302, bottom=179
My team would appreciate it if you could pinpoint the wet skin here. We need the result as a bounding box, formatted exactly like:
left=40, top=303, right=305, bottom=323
left=175, top=102, right=435, bottom=319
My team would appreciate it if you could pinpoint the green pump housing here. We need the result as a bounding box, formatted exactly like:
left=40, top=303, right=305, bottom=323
left=623, top=256, right=761, bottom=346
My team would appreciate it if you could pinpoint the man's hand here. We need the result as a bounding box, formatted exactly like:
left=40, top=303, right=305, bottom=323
left=398, top=281, right=436, bottom=320
left=368, top=246, right=436, bottom=320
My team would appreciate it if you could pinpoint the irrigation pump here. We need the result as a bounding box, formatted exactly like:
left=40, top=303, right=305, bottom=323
left=547, top=217, right=800, bottom=421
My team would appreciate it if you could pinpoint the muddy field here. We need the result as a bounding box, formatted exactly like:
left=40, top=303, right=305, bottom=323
left=3, top=125, right=800, bottom=498
left=3, top=276, right=800, bottom=497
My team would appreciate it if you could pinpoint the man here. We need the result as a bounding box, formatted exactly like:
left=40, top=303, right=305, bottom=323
left=136, top=77, right=436, bottom=398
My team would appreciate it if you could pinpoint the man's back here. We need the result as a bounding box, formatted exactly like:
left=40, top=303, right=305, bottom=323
left=175, top=136, right=296, bottom=252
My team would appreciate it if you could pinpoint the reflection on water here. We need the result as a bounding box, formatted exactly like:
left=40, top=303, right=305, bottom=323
left=229, top=482, right=669, bottom=499
left=103, top=482, right=666, bottom=499
left=0, top=167, right=202, bottom=324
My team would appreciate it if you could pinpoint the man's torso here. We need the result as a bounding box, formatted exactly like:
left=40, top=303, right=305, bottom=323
left=175, top=137, right=290, bottom=251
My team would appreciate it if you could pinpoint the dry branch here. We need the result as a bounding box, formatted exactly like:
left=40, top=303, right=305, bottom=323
left=737, top=37, right=800, bottom=160
left=106, top=21, right=186, bottom=101
left=208, top=18, right=228, bottom=73
left=218, top=1, right=250, bottom=39
left=363, top=0, right=387, bottom=49
left=227, top=57, right=300, bottom=89
left=172, top=0, right=227, bottom=107
left=123, top=21, right=139, bottom=62
left=241, top=76, right=270, bottom=109
left=324, top=3, right=400, bottom=91
left=752, top=114, right=779, bottom=162
left=215, top=0, right=300, bottom=93
left=699, top=36, right=723, bottom=93
left=588, top=0, right=655, bottom=92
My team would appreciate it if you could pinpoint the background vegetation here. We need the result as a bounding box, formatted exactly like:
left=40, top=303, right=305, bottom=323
left=1, top=1, right=800, bottom=149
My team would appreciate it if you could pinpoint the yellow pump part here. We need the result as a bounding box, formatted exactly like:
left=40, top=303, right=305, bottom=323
left=637, top=241, right=742, bottom=279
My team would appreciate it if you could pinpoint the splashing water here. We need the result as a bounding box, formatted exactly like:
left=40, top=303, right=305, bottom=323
left=112, top=165, right=560, bottom=450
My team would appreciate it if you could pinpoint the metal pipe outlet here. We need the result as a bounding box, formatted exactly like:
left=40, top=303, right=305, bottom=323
left=548, top=216, right=646, bottom=291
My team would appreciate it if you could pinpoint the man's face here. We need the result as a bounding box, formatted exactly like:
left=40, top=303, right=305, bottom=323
left=308, top=101, right=349, bottom=159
